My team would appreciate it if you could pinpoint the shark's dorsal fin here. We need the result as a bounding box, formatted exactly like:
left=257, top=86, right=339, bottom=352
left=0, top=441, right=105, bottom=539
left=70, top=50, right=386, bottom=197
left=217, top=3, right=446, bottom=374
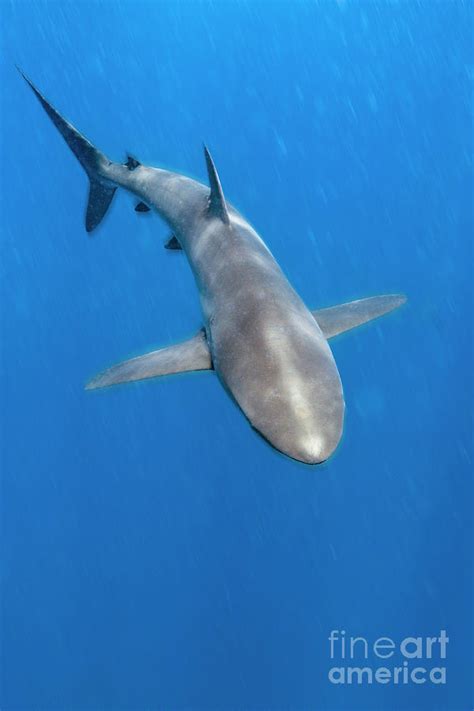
left=203, top=145, right=230, bottom=225
left=125, top=155, right=140, bottom=171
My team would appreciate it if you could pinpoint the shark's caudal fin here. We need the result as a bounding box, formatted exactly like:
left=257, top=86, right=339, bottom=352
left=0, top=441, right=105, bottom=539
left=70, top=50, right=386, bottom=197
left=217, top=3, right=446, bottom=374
left=204, top=145, right=230, bottom=225
left=313, top=294, right=406, bottom=340
left=18, top=68, right=116, bottom=233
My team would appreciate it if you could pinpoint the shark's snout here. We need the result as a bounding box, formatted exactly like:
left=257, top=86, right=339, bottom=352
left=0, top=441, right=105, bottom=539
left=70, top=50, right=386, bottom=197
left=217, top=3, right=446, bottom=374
left=249, top=389, right=345, bottom=465
left=290, top=431, right=340, bottom=465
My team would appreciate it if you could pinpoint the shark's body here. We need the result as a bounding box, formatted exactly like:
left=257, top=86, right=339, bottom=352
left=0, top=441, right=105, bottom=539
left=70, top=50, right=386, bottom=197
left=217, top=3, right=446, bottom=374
left=21, top=71, right=406, bottom=464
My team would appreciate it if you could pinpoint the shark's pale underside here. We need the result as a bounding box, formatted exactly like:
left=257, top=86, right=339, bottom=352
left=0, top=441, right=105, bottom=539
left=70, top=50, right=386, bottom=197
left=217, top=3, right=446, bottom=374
left=21, top=70, right=406, bottom=464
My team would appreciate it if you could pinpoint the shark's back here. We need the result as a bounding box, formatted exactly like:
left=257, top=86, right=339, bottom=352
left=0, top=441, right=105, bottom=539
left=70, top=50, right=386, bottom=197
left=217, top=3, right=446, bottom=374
left=184, top=216, right=345, bottom=464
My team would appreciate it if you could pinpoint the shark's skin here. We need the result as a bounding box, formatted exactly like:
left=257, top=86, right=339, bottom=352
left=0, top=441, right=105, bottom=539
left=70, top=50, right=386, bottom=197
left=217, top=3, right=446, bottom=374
left=21, top=70, right=405, bottom=465
left=104, top=161, right=344, bottom=464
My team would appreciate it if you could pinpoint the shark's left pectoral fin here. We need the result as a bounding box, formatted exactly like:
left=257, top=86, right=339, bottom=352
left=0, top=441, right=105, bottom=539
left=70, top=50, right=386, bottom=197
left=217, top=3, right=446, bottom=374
left=313, top=294, right=407, bottom=340
left=86, top=330, right=212, bottom=390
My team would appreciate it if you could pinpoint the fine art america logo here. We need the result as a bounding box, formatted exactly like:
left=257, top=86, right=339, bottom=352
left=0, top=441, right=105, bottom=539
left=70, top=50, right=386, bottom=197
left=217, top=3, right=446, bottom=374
left=328, top=630, right=449, bottom=686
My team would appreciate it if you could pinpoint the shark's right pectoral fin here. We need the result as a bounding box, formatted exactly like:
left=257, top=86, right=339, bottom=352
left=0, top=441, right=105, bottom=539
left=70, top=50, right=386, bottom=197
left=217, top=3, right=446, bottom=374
left=313, top=294, right=407, bottom=340
left=86, top=329, right=212, bottom=390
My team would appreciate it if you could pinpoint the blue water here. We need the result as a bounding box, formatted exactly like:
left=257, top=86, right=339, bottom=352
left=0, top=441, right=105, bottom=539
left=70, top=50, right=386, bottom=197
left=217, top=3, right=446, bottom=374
left=1, top=2, right=472, bottom=709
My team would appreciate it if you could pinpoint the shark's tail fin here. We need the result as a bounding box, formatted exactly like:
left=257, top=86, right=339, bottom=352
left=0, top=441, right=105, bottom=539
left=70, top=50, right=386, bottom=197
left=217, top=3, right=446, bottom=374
left=18, top=68, right=116, bottom=233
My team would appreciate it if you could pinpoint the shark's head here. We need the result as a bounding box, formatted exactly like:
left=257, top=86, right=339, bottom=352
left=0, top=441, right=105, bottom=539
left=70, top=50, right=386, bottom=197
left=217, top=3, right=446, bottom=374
left=253, top=358, right=345, bottom=465
left=212, top=299, right=345, bottom=466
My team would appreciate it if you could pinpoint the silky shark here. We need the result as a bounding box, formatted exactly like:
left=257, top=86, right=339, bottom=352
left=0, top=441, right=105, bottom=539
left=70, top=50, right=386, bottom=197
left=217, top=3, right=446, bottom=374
left=21, top=70, right=406, bottom=464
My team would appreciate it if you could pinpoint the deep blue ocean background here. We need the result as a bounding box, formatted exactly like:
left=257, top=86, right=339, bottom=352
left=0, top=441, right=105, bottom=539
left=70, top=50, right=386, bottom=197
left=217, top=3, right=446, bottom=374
left=1, top=2, right=472, bottom=709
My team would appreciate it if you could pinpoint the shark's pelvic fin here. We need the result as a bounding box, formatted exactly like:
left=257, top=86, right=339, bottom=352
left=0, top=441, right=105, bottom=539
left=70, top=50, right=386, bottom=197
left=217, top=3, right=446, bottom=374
left=203, top=145, right=230, bottom=225
left=135, top=201, right=150, bottom=213
left=164, top=234, right=182, bottom=250
left=18, top=68, right=115, bottom=233
left=313, top=294, right=407, bottom=340
left=85, top=330, right=212, bottom=390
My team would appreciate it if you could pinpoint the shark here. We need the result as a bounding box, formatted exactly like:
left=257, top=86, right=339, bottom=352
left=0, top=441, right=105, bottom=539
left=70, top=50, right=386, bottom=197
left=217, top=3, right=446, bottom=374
left=20, top=70, right=406, bottom=464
